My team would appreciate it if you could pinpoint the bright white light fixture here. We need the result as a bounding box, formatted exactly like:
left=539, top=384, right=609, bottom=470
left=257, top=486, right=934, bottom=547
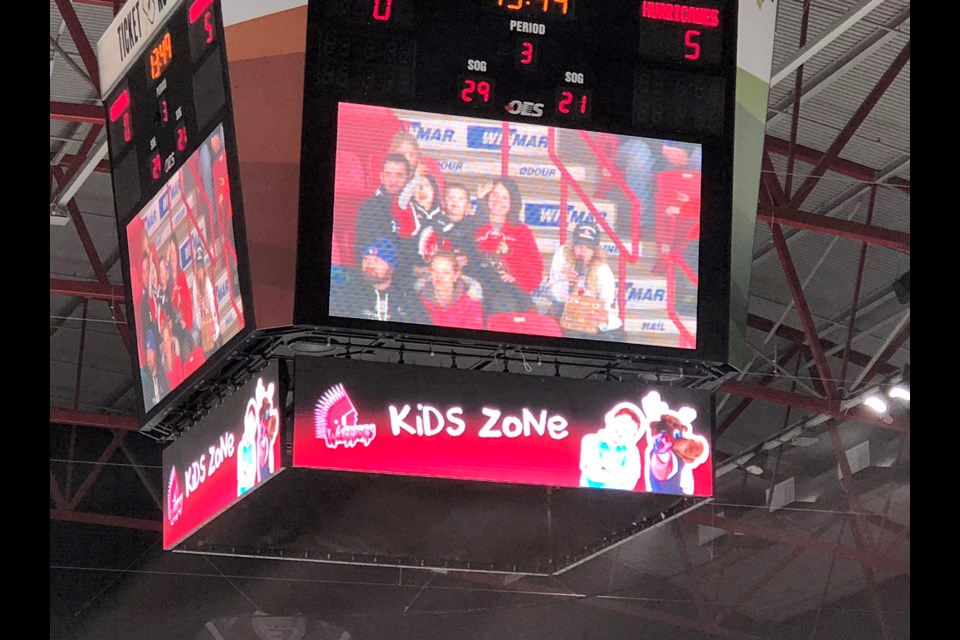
left=863, top=395, right=888, bottom=413
left=888, top=384, right=910, bottom=402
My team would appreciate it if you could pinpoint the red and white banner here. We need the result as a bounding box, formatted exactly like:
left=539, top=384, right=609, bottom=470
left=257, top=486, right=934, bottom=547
left=293, top=358, right=713, bottom=497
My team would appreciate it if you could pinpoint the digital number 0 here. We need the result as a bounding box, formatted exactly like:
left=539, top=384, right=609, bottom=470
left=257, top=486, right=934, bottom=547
left=372, top=0, right=392, bottom=21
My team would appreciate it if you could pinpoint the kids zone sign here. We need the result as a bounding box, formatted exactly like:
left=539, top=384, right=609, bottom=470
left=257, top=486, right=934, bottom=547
left=162, top=361, right=283, bottom=549
left=293, top=358, right=713, bottom=497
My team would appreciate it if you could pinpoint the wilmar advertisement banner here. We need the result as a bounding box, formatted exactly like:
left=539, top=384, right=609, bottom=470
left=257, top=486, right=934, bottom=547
left=293, top=358, right=714, bottom=497
left=163, top=360, right=283, bottom=549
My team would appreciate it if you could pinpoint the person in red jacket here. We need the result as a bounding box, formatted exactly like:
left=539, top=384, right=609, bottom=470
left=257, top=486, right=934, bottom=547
left=471, top=177, right=544, bottom=317
left=418, top=250, right=484, bottom=331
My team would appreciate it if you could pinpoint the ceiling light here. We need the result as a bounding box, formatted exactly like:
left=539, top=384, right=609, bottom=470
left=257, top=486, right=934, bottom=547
left=745, top=465, right=764, bottom=476
left=888, top=384, right=910, bottom=402
left=863, top=395, right=888, bottom=413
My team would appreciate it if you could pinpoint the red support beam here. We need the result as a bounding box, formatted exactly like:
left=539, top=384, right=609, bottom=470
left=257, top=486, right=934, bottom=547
left=55, top=154, right=111, bottom=174
left=682, top=512, right=909, bottom=575
left=770, top=224, right=839, bottom=401
left=50, top=509, right=162, bottom=532
left=855, top=324, right=911, bottom=392
left=51, top=101, right=103, bottom=125
left=718, top=343, right=802, bottom=437
left=50, top=408, right=138, bottom=431
left=717, top=380, right=908, bottom=433
left=52, top=165, right=133, bottom=351
left=51, top=471, right=66, bottom=508
left=50, top=125, right=103, bottom=203
left=756, top=203, right=909, bottom=252
left=765, top=136, right=910, bottom=195
left=51, top=278, right=125, bottom=302
left=840, top=186, right=877, bottom=384
left=53, top=0, right=101, bottom=92
left=65, top=431, right=127, bottom=511
left=747, top=314, right=897, bottom=375
left=787, top=43, right=911, bottom=211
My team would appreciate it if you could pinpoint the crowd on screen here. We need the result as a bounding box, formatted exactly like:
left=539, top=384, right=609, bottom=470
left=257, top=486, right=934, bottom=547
left=330, top=131, right=625, bottom=338
left=134, top=130, right=237, bottom=408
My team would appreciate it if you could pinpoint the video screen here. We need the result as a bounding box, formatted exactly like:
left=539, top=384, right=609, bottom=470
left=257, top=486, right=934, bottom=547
left=329, top=103, right=701, bottom=349
left=127, top=123, right=246, bottom=413
left=163, top=361, right=282, bottom=549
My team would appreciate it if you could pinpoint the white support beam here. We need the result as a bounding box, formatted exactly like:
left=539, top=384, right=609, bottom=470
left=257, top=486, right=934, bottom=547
left=768, top=5, right=911, bottom=126
left=53, top=136, right=108, bottom=208
left=771, top=0, right=887, bottom=88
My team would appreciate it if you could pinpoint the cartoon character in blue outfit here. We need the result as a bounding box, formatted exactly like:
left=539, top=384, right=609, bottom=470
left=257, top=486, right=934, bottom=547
left=579, top=402, right=648, bottom=490
left=640, top=391, right=709, bottom=496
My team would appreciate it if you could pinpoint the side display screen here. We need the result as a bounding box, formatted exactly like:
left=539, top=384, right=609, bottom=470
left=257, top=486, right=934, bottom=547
left=293, top=357, right=714, bottom=497
left=126, top=123, right=246, bottom=413
left=163, top=360, right=283, bottom=549
left=328, top=102, right=702, bottom=350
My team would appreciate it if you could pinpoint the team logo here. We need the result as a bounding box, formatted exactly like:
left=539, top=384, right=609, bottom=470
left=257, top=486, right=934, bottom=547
left=314, top=384, right=377, bottom=449
left=166, top=466, right=184, bottom=526
left=504, top=100, right=544, bottom=118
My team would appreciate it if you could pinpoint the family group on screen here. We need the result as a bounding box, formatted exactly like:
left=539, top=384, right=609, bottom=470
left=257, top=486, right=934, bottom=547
left=128, top=124, right=245, bottom=411
left=329, top=104, right=702, bottom=347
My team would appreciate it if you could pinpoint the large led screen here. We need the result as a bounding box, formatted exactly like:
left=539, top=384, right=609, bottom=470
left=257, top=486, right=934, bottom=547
left=293, top=357, right=713, bottom=497
left=126, top=123, right=246, bottom=413
left=328, top=102, right=702, bottom=350
left=163, top=360, right=283, bottom=549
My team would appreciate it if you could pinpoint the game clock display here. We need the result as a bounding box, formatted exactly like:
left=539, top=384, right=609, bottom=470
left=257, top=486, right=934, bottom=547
left=103, top=0, right=226, bottom=223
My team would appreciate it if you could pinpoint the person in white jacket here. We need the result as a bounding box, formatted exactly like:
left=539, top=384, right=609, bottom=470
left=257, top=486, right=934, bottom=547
left=544, top=221, right=623, bottom=338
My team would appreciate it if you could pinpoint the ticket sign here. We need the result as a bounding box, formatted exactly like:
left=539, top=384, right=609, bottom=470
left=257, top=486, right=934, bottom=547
left=162, top=360, right=283, bottom=549
left=293, top=357, right=714, bottom=497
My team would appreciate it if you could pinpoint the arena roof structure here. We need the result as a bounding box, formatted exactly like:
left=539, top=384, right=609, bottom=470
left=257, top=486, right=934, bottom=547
left=51, top=1, right=909, bottom=638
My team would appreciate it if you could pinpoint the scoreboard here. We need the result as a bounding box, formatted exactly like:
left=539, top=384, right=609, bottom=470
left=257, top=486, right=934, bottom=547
left=101, top=0, right=229, bottom=222
left=297, top=0, right=739, bottom=365
left=98, top=0, right=253, bottom=429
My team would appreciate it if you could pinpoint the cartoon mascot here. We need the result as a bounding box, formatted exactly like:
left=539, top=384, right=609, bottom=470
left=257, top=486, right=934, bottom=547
left=640, top=391, right=709, bottom=495
left=579, top=402, right=648, bottom=490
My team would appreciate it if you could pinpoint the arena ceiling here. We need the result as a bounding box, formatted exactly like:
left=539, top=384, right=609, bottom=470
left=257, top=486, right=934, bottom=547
left=50, top=1, right=910, bottom=638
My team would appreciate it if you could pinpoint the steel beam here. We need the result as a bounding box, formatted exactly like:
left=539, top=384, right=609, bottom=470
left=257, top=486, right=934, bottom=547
left=50, top=408, right=138, bottom=431
left=770, top=0, right=886, bottom=87
left=50, top=509, right=162, bottom=531
left=718, top=380, right=908, bottom=433
left=764, top=136, right=910, bottom=195
left=787, top=43, right=911, bottom=211
left=52, top=165, right=133, bottom=351
left=53, top=0, right=101, bottom=92
left=51, top=278, right=125, bottom=302
left=682, top=512, right=908, bottom=575
left=747, top=314, right=896, bottom=376
left=770, top=224, right=839, bottom=400
left=65, top=431, right=127, bottom=511
left=50, top=101, right=103, bottom=124
left=756, top=203, right=908, bottom=252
